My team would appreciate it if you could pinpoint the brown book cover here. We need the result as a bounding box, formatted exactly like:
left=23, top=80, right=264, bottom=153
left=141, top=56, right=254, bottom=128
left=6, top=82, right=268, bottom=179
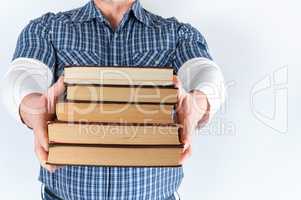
left=66, top=84, right=178, bottom=104
left=47, top=143, right=183, bottom=167
left=64, top=66, right=174, bottom=86
left=56, top=101, right=175, bottom=124
left=48, top=121, right=180, bottom=145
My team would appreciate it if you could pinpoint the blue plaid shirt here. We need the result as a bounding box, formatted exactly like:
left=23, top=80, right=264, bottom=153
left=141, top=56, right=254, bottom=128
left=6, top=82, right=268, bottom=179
left=13, top=1, right=211, bottom=199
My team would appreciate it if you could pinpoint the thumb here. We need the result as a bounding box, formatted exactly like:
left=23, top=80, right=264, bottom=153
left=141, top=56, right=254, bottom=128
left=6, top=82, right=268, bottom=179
left=52, top=76, right=65, bottom=96
left=46, top=76, right=65, bottom=113
left=173, top=75, right=180, bottom=88
left=173, top=76, right=186, bottom=99
left=34, top=124, right=49, bottom=152
left=173, top=76, right=187, bottom=107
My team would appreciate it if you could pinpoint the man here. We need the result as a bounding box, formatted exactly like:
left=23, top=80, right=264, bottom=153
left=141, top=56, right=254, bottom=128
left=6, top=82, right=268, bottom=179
left=2, top=0, right=225, bottom=199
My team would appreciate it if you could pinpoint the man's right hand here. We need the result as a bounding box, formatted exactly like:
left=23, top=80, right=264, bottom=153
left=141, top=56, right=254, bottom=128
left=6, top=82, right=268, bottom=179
left=20, top=76, right=65, bottom=173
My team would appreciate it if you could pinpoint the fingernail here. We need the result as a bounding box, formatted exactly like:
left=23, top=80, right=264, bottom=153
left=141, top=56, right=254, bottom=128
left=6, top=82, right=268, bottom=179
left=43, top=143, right=49, bottom=152
left=48, top=167, right=56, bottom=173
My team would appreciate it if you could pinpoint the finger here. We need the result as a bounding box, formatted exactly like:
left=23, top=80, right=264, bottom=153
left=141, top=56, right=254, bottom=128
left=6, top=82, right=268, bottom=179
left=51, top=165, right=64, bottom=171
left=177, top=88, right=186, bottom=104
left=179, top=118, right=192, bottom=145
left=179, top=145, right=192, bottom=164
left=173, top=75, right=181, bottom=88
left=53, top=76, right=66, bottom=96
left=45, top=164, right=61, bottom=173
left=197, top=112, right=209, bottom=128
left=34, top=138, right=59, bottom=173
left=173, top=76, right=187, bottom=104
left=177, top=101, right=190, bottom=142
left=34, top=138, right=51, bottom=171
left=180, top=128, right=191, bottom=151
left=34, top=126, right=49, bottom=152
left=47, top=89, right=55, bottom=114
left=46, top=76, right=66, bottom=113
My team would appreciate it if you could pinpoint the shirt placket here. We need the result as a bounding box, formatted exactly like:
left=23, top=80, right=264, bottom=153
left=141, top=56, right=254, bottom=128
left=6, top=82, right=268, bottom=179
left=111, top=32, right=119, bottom=66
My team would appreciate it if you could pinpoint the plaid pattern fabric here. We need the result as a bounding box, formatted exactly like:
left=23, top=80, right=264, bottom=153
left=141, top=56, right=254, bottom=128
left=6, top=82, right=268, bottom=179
left=13, top=1, right=211, bottom=199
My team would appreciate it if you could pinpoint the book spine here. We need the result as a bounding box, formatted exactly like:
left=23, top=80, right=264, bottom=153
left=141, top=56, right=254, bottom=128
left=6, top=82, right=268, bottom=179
left=49, top=143, right=184, bottom=148
left=65, top=83, right=177, bottom=89
left=48, top=120, right=179, bottom=127
left=64, top=65, right=174, bottom=69
left=64, top=99, right=177, bottom=106
left=46, top=162, right=182, bottom=168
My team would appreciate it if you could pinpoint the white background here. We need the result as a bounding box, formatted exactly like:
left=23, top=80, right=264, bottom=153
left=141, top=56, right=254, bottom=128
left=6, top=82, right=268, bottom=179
left=0, top=0, right=300, bottom=199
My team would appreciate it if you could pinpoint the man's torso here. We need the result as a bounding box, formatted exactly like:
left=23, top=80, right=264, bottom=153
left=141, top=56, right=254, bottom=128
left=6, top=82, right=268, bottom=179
left=33, top=1, right=184, bottom=199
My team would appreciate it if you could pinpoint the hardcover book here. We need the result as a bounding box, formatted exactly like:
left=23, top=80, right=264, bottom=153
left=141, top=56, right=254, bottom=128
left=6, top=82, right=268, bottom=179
left=66, top=84, right=178, bottom=104
left=64, top=66, right=174, bottom=86
left=56, top=101, right=175, bottom=124
left=47, top=144, right=183, bottom=167
left=48, top=121, right=180, bottom=145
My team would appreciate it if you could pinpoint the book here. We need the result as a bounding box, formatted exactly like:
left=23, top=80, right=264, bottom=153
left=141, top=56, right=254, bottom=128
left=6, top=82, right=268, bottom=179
left=66, top=84, right=178, bottom=104
left=47, top=144, right=183, bottom=167
left=64, top=66, right=174, bottom=86
left=56, top=101, right=175, bottom=124
left=48, top=122, right=180, bottom=145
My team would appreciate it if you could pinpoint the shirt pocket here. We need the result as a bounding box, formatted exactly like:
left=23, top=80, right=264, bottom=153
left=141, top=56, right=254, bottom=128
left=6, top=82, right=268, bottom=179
left=56, top=49, right=100, bottom=68
left=130, top=49, right=174, bottom=67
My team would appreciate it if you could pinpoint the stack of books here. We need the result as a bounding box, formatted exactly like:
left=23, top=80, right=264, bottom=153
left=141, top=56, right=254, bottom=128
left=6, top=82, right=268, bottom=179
left=47, top=66, right=183, bottom=167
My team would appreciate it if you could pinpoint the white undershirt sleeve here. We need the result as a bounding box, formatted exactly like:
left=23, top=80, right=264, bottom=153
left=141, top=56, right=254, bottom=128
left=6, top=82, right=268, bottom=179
left=1, top=58, right=53, bottom=123
left=177, top=57, right=226, bottom=123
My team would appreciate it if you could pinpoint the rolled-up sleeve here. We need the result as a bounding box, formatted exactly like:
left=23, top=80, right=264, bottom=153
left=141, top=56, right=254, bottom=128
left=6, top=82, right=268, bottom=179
left=173, top=23, right=225, bottom=123
left=172, top=23, right=212, bottom=70
left=13, top=13, right=56, bottom=68
left=2, top=14, right=55, bottom=123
